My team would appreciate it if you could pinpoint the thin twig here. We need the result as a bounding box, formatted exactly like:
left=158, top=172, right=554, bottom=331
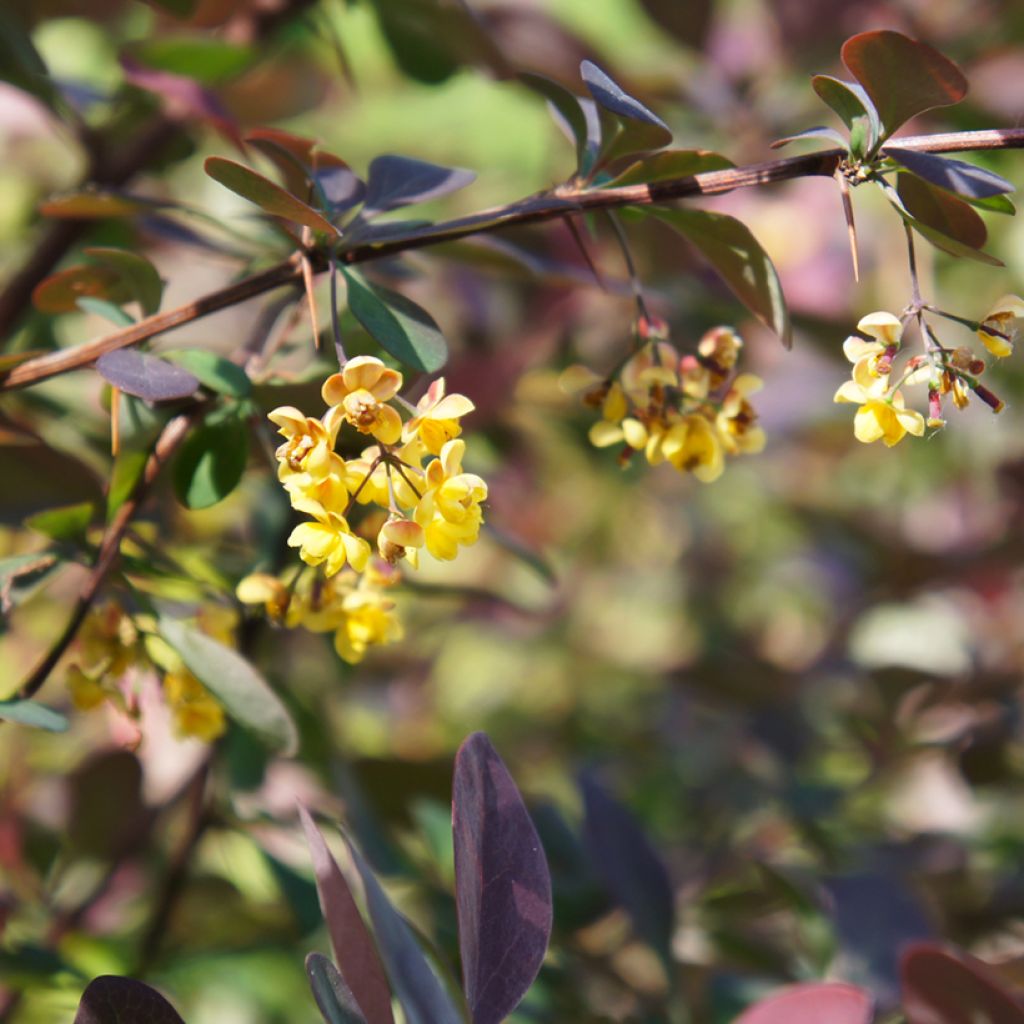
left=3, top=128, right=1024, bottom=393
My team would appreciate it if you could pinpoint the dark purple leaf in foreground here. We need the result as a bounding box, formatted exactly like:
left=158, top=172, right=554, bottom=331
left=362, top=155, right=476, bottom=216
left=733, top=982, right=873, bottom=1024
left=306, top=952, right=370, bottom=1024
left=96, top=350, right=199, bottom=402
left=74, top=976, right=185, bottom=1024
left=580, top=61, right=671, bottom=137
left=886, top=148, right=1014, bottom=200
left=580, top=773, right=674, bottom=965
left=316, top=166, right=366, bottom=212
left=901, top=943, right=1024, bottom=1023
left=453, top=732, right=552, bottom=1024
left=298, top=806, right=395, bottom=1024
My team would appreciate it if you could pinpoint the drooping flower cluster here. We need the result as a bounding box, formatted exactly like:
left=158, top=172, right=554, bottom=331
left=834, top=297, right=1023, bottom=446
left=66, top=600, right=226, bottom=743
left=242, top=357, right=483, bottom=662
left=560, top=321, right=765, bottom=483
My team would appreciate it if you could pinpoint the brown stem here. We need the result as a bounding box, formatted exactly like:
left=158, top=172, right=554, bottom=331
left=3, top=127, right=1024, bottom=394
left=13, top=409, right=199, bottom=703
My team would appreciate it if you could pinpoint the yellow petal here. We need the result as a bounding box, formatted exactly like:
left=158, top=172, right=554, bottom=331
left=372, top=404, right=403, bottom=445
left=856, top=311, right=903, bottom=345
left=842, top=336, right=883, bottom=364
left=834, top=380, right=867, bottom=404
left=558, top=364, right=601, bottom=394
left=588, top=420, right=624, bottom=447
left=620, top=417, right=648, bottom=449
left=853, top=402, right=888, bottom=443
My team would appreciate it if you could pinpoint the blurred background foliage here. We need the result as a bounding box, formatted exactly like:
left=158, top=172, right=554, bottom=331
left=3, top=0, right=1024, bottom=1021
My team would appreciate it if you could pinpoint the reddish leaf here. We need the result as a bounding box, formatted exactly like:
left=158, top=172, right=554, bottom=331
left=901, top=943, right=1024, bottom=1024
left=246, top=128, right=359, bottom=205
left=298, top=806, right=396, bottom=1024
left=39, top=193, right=151, bottom=219
left=96, top=351, right=199, bottom=403
left=733, top=982, right=873, bottom=1024
left=74, top=976, right=185, bottom=1024
left=453, top=732, right=552, bottom=1024
left=32, top=265, right=134, bottom=314
left=362, top=155, right=476, bottom=217
left=85, top=247, right=164, bottom=315
left=204, top=157, right=339, bottom=235
left=841, top=31, right=967, bottom=141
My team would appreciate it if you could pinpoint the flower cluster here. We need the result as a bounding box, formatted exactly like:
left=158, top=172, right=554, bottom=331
left=560, top=321, right=765, bottom=483
left=242, top=357, right=483, bottom=662
left=66, top=600, right=226, bottom=743
left=834, top=296, right=1023, bottom=446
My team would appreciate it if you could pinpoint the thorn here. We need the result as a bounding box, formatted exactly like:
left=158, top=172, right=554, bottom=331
left=301, top=257, right=320, bottom=351
left=111, top=386, right=120, bottom=456
left=835, top=168, right=860, bottom=283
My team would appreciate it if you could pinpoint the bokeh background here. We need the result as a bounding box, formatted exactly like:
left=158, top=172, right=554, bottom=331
left=3, top=0, right=1024, bottom=1021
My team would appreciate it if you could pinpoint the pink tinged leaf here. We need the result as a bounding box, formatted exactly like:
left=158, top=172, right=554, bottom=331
left=73, top=976, right=185, bottom=1024
left=298, top=806, right=396, bottom=1024
left=96, top=351, right=199, bottom=402
left=204, top=157, right=340, bottom=236
left=733, top=982, right=874, bottom=1024
left=841, top=31, right=967, bottom=141
left=901, top=943, right=1024, bottom=1024
left=453, top=732, right=553, bottom=1024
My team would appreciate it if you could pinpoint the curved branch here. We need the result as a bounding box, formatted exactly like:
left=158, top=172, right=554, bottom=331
left=2, top=127, right=1023, bottom=394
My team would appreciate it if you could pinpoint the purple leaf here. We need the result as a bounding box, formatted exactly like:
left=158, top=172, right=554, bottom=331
left=886, top=148, right=1014, bottom=199
left=306, top=952, right=370, bottom=1024
left=317, top=166, right=366, bottom=212
left=580, top=773, right=675, bottom=965
left=901, top=943, right=1024, bottom=1024
left=733, top=982, right=874, bottom=1024
left=74, top=976, right=185, bottom=1024
left=96, top=351, right=199, bottom=402
left=519, top=73, right=591, bottom=173
left=580, top=61, right=671, bottom=138
left=298, top=806, right=396, bottom=1024
left=452, top=732, right=552, bottom=1024
left=841, top=31, right=967, bottom=142
left=362, top=155, right=476, bottom=217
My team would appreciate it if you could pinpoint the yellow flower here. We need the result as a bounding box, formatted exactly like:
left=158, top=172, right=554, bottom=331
left=236, top=573, right=292, bottom=622
left=620, top=342, right=679, bottom=402
left=377, top=516, right=424, bottom=566
left=78, top=600, right=139, bottom=678
left=402, top=378, right=475, bottom=455
left=834, top=376, right=924, bottom=446
left=164, top=670, right=226, bottom=742
left=67, top=664, right=112, bottom=711
left=333, top=589, right=404, bottom=664
left=856, top=311, right=903, bottom=346
left=268, top=406, right=340, bottom=471
left=288, top=512, right=371, bottom=576
left=977, top=295, right=1024, bottom=358
left=717, top=374, right=766, bottom=455
left=322, top=356, right=403, bottom=444
left=414, top=439, right=487, bottom=560
left=661, top=414, right=725, bottom=482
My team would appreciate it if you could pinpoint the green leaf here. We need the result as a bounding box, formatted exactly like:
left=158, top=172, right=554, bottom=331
left=162, top=350, right=252, bottom=398
left=107, top=448, right=149, bottom=520
left=963, top=193, right=1016, bottom=216
left=811, top=75, right=881, bottom=157
left=25, top=502, right=94, bottom=541
left=129, top=38, right=255, bottom=84
left=0, top=552, right=61, bottom=610
left=0, top=700, right=69, bottom=732
left=647, top=207, right=792, bottom=347
left=306, top=953, right=370, bottom=1024
left=520, top=73, right=591, bottom=174
left=84, top=248, right=164, bottom=316
left=204, top=157, right=340, bottom=235
left=342, top=269, right=447, bottom=373
left=158, top=616, right=298, bottom=755
left=841, top=31, right=967, bottom=143
left=605, top=149, right=734, bottom=187
left=173, top=409, right=249, bottom=510
left=143, top=0, right=199, bottom=15
left=76, top=297, right=135, bottom=327
left=769, top=127, right=849, bottom=151
left=0, top=8, right=57, bottom=108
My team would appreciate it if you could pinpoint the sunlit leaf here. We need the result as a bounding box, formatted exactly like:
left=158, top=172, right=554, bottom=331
left=306, top=953, right=369, bottom=1024
left=964, top=193, right=1016, bottom=216
left=606, top=149, right=734, bottom=187
left=84, top=247, right=164, bottom=315
left=162, top=350, right=251, bottom=398
left=841, top=31, right=967, bottom=142
left=73, top=976, right=185, bottom=1024
left=25, top=501, right=93, bottom=541
left=342, top=269, right=447, bottom=373
left=96, top=351, right=199, bottom=402
left=129, top=37, right=255, bottom=85
left=76, top=297, right=135, bottom=326
left=107, top=447, right=149, bottom=520
left=159, top=616, right=299, bottom=755
left=901, top=944, right=1024, bottom=1024
left=172, top=408, right=249, bottom=509
left=453, top=733, right=552, bottom=1024
left=770, top=126, right=849, bottom=150
left=0, top=700, right=69, bottom=732
left=204, top=157, right=339, bottom=235
left=580, top=61, right=671, bottom=137
left=298, top=808, right=395, bottom=1024
left=734, top=982, right=874, bottom=1024
left=886, top=148, right=1014, bottom=199
left=811, top=75, right=881, bottom=157
left=362, top=155, right=476, bottom=217
left=648, top=207, right=792, bottom=347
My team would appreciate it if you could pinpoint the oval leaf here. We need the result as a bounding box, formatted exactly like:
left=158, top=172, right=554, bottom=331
left=204, top=156, right=339, bottom=235
left=172, top=411, right=249, bottom=509
left=811, top=75, right=881, bottom=156
left=39, top=193, right=151, bottom=219
left=901, top=943, right=1024, bottom=1024
left=734, top=982, right=874, bottom=1024
left=307, top=953, right=370, bottom=1024
left=770, top=126, right=849, bottom=151
left=96, top=351, right=199, bottom=402
left=0, top=699, right=69, bottom=732
left=32, top=265, right=133, bottom=315
left=886, top=148, right=1014, bottom=200
left=520, top=73, right=591, bottom=172
left=580, top=774, right=675, bottom=966
left=158, top=616, right=298, bottom=755
left=342, top=270, right=447, bottom=373
left=453, top=733, right=552, bottom=1024
left=73, top=976, right=185, bottom=1024
left=841, top=31, right=967, bottom=141
left=346, top=836, right=464, bottom=1024
left=580, top=61, right=671, bottom=136
left=77, top=297, right=136, bottom=327
left=25, top=501, right=94, bottom=541
left=648, top=207, right=791, bottom=347
left=362, top=155, right=476, bottom=217
left=606, top=149, right=734, bottom=187
left=162, top=350, right=251, bottom=398
left=84, top=247, right=164, bottom=316
left=298, top=807, right=395, bottom=1024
